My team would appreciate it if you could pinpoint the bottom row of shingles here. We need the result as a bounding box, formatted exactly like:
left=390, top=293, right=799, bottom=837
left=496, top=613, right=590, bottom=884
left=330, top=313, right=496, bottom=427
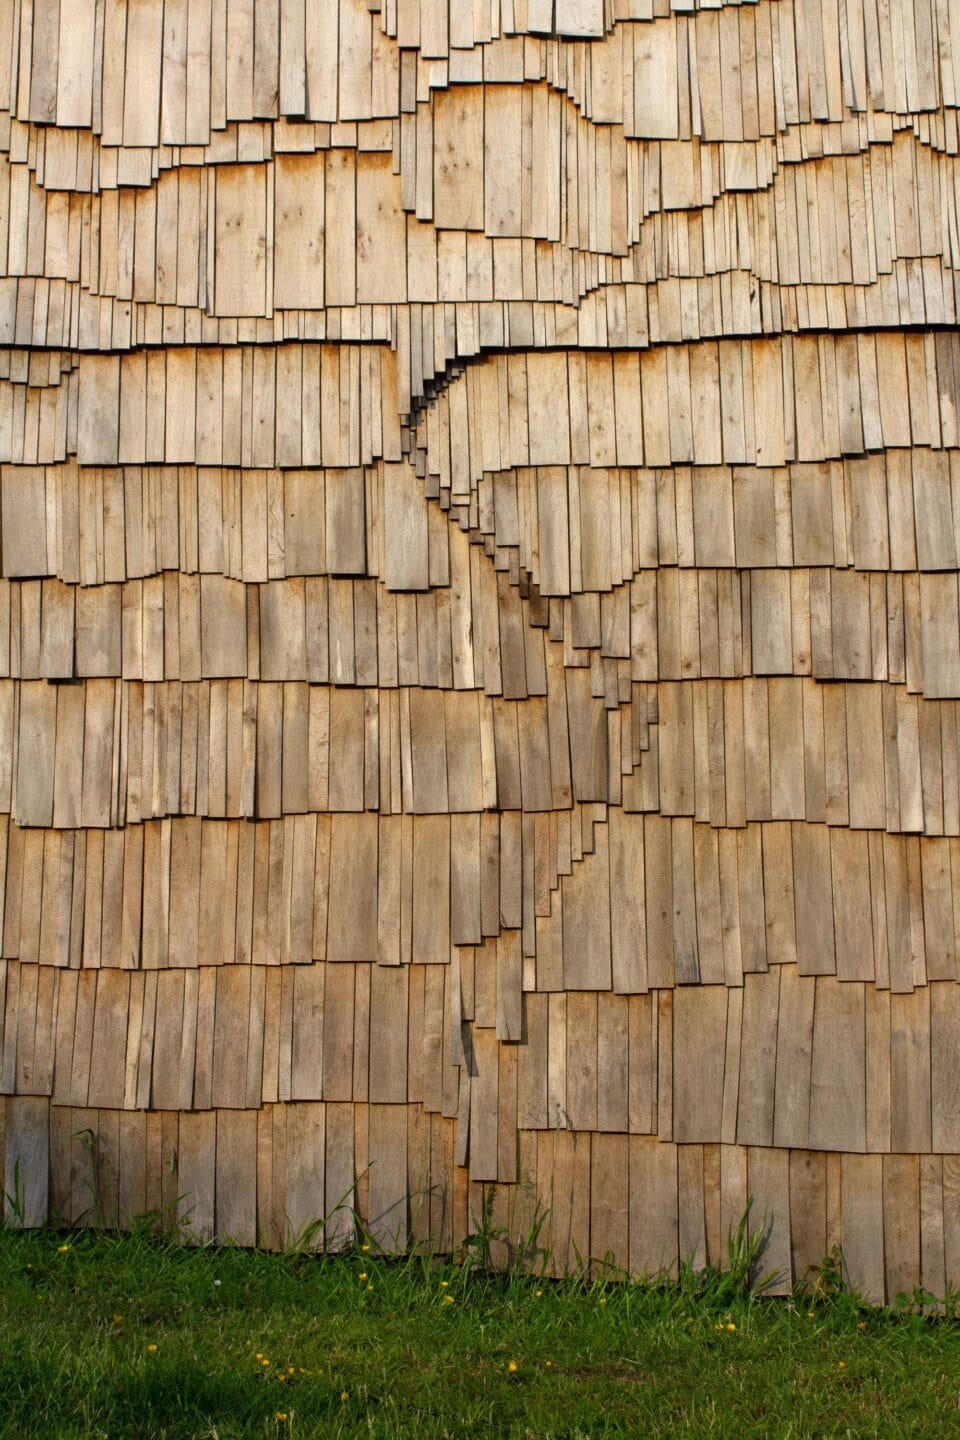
left=2, top=1094, right=957, bottom=1304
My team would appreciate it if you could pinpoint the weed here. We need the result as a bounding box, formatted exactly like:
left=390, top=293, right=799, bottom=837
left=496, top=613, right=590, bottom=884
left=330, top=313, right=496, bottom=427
left=675, top=1197, right=786, bottom=1306
left=458, top=1182, right=553, bottom=1287
left=128, top=1194, right=191, bottom=1240
left=280, top=1171, right=365, bottom=1259
left=2, top=1157, right=24, bottom=1227
left=460, top=1183, right=508, bottom=1272
left=725, top=1196, right=785, bottom=1294
left=509, top=1190, right=551, bottom=1277
left=893, top=1284, right=960, bottom=1319
left=74, top=1128, right=108, bottom=1230
left=801, top=1242, right=847, bottom=1299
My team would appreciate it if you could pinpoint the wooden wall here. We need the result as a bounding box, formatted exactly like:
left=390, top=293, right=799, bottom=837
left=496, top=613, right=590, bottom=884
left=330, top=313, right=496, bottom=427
left=0, top=0, right=958, bottom=1300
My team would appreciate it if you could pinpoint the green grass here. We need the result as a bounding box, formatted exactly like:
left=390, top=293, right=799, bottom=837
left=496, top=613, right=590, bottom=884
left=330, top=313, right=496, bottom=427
left=1, top=1224, right=958, bottom=1439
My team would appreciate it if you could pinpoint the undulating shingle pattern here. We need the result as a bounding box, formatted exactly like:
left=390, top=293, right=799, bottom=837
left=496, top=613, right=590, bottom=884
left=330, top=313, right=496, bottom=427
left=1, top=0, right=959, bottom=1300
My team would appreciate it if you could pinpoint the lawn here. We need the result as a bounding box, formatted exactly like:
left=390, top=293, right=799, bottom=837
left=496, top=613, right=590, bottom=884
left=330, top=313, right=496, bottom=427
left=1, top=1221, right=958, bottom=1439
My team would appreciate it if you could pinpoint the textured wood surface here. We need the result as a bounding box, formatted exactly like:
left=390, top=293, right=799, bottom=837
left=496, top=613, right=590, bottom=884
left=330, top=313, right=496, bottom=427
left=0, top=0, right=957, bottom=1299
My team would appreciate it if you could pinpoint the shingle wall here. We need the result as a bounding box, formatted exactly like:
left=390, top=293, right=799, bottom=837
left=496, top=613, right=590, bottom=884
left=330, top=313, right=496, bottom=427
left=1, top=0, right=958, bottom=1300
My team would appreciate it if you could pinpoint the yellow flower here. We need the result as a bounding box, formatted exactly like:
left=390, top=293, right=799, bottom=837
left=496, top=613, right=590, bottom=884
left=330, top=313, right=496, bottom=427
left=275, top=1415, right=288, bottom=1423
left=341, top=1391, right=350, bottom=1401
left=534, top=1289, right=543, bottom=1297
left=287, top=1367, right=295, bottom=1374
left=358, top=1273, right=368, bottom=1281
left=361, top=1243, right=370, bottom=1252
left=262, top=1359, right=270, bottom=1367
left=112, top=1315, right=123, bottom=1324
left=726, top=1323, right=737, bottom=1333
left=545, top=1360, right=553, bottom=1369
left=277, top=1374, right=286, bottom=1383
left=443, top=1295, right=454, bottom=1305
left=508, top=1360, right=518, bottom=1373
left=837, top=1361, right=846, bottom=1370
left=146, top=1344, right=158, bottom=1353
left=857, top=1321, right=866, bottom=1330
left=57, top=1245, right=70, bottom=1254
left=366, top=1284, right=374, bottom=1292
left=807, top=1311, right=815, bottom=1319
left=439, top=1280, right=449, bottom=1288
left=598, top=1297, right=607, bottom=1306
left=256, top=1352, right=263, bottom=1359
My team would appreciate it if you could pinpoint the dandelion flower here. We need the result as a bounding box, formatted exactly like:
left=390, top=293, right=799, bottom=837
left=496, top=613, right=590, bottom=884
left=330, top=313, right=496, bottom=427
left=256, top=1352, right=264, bottom=1360
left=288, top=1366, right=295, bottom=1374
left=57, top=1245, right=70, bottom=1254
left=837, top=1361, right=846, bottom=1370
left=214, top=1279, right=221, bottom=1287
left=366, top=1284, right=374, bottom=1292
left=275, top=1414, right=288, bottom=1422
left=277, top=1374, right=286, bottom=1383
left=112, top=1315, right=123, bottom=1324
left=358, top=1273, right=368, bottom=1281
left=262, top=1359, right=271, bottom=1367
left=341, top=1391, right=350, bottom=1401
left=361, top=1243, right=371, bottom=1252
left=598, top=1297, right=607, bottom=1307
left=857, top=1322, right=867, bottom=1330
left=439, top=1280, right=449, bottom=1288
left=534, top=1290, right=543, bottom=1298
left=508, top=1360, right=518, bottom=1373
left=146, top=1344, right=158, bottom=1353
left=726, top=1323, right=737, bottom=1333
left=443, top=1295, right=454, bottom=1305
left=545, top=1360, right=552, bottom=1369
